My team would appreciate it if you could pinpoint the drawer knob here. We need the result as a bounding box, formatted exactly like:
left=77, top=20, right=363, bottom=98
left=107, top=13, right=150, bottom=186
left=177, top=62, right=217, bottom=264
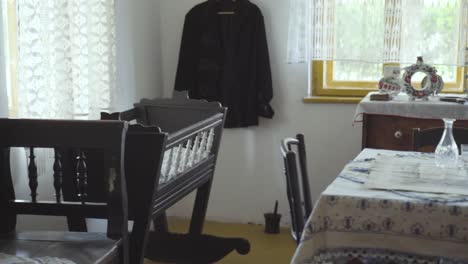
left=394, top=130, right=403, bottom=139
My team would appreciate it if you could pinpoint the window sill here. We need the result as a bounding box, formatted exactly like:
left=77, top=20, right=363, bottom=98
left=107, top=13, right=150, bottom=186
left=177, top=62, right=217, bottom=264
left=303, top=96, right=363, bottom=104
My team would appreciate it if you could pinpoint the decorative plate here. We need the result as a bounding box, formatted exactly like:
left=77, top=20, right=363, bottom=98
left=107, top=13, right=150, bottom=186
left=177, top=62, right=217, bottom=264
left=402, top=57, right=443, bottom=100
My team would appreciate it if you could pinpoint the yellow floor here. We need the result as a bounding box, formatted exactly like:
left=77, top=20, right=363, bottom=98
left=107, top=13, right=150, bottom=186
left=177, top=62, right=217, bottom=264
left=144, top=218, right=296, bottom=264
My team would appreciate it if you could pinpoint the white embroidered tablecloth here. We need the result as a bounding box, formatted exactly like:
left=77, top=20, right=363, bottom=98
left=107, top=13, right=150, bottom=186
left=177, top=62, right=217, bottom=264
left=354, top=92, right=468, bottom=122
left=0, top=253, right=76, bottom=264
left=291, top=149, right=468, bottom=264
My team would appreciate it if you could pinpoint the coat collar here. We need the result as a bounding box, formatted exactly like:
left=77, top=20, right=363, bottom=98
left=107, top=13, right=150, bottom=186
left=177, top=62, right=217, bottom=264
left=206, top=0, right=250, bottom=18
left=202, top=0, right=251, bottom=53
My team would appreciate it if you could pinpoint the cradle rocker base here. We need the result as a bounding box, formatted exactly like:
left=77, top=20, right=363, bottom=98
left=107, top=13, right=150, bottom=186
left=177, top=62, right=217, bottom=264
left=145, top=231, right=250, bottom=263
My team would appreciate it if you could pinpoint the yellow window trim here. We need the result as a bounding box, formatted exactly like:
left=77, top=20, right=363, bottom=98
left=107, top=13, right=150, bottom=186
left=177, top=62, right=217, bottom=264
left=307, top=61, right=465, bottom=104
left=303, top=96, right=362, bottom=104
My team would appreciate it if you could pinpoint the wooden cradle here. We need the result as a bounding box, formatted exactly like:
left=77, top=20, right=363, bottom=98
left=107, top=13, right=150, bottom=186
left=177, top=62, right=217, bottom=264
left=62, top=97, right=248, bottom=263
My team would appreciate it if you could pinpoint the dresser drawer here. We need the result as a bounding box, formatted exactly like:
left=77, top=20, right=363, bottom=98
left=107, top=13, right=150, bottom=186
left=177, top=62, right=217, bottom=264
left=362, top=114, right=468, bottom=151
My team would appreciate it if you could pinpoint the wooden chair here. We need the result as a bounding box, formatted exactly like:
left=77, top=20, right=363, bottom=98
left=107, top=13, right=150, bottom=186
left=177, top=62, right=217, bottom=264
left=61, top=123, right=166, bottom=264
left=281, top=134, right=313, bottom=244
left=412, top=127, right=468, bottom=152
left=0, top=119, right=129, bottom=264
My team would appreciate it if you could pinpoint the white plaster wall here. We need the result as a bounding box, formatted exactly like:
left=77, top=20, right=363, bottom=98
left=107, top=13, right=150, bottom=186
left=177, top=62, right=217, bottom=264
left=158, top=0, right=363, bottom=225
left=115, top=0, right=162, bottom=109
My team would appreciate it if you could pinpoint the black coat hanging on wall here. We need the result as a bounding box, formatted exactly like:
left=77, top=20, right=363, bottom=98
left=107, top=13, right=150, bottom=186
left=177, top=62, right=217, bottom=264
left=174, top=0, right=274, bottom=128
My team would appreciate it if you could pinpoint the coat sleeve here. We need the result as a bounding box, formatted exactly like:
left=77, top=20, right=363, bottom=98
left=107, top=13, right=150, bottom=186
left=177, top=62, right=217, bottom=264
left=174, top=11, right=198, bottom=93
left=255, top=12, right=274, bottom=119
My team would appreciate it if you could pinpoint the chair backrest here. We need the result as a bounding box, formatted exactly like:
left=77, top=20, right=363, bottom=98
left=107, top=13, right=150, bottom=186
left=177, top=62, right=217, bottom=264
left=0, top=118, right=128, bottom=241
left=412, top=126, right=468, bottom=152
left=55, top=116, right=165, bottom=264
left=280, top=134, right=312, bottom=244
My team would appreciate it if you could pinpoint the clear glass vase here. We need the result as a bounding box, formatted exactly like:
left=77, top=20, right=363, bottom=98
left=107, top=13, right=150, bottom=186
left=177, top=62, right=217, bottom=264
left=435, top=118, right=459, bottom=168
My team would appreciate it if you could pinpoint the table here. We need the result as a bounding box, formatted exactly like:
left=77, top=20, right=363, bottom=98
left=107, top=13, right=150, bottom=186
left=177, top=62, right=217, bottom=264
left=291, top=149, right=468, bottom=264
left=354, top=92, right=468, bottom=122
left=356, top=93, right=468, bottom=151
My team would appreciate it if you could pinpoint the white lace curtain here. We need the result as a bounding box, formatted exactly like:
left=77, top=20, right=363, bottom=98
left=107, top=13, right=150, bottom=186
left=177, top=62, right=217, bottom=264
left=11, top=0, right=116, bottom=201
left=16, top=0, right=116, bottom=120
left=287, top=0, right=468, bottom=66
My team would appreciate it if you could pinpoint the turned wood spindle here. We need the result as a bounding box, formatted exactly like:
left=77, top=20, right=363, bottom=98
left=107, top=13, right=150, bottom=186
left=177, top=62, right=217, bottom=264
left=181, top=139, right=192, bottom=171
left=198, top=131, right=207, bottom=159
left=53, top=148, right=63, bottom=203
left=188, top=135, right=199, bottom=166
left=177, top=141, right=188, bottom=173
left=75, top=150, right=88, bottom=203
left=206, top=128, right=215, bottom=155
left=168, top=144, right=182, bottom=180
left=28, top=147, right=38, bottom=202
left=163, top=148, right=173, bottom=181
left=173, top=144, right=183, bottom=175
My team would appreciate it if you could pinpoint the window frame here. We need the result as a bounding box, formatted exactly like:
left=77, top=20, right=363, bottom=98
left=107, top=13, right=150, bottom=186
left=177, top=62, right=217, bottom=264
left=304, top=0, right=467, bottom=104
left=305, top=61, right=466, bottom=104
left=6, top=0, right=18, bottom=116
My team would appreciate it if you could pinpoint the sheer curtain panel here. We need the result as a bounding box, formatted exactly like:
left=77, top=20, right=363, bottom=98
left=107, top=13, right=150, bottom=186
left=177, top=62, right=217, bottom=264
left=287, top=0, right=468, bottom=66
left=10, top=0, right=117, bottom=205
left=16, top=0, right=116, bottom=120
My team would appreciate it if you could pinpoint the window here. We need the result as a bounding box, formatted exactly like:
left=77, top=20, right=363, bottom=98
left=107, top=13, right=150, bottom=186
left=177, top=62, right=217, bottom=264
left=299, top=0, right=467, bottom=103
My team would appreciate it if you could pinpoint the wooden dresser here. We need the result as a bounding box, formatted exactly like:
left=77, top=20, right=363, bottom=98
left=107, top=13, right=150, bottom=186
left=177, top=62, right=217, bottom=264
left=362, top=114, right=468, bottom=151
